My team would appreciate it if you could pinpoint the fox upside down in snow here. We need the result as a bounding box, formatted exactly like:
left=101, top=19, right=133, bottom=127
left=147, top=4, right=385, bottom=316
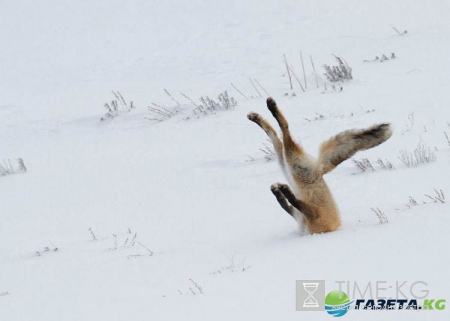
left=247, top=97, right=392, bottom=234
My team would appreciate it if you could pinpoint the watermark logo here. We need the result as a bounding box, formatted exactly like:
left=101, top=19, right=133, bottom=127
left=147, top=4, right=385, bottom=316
left=303, top=283, right=319, bottom=307
left=324, top=290, right=353, bottom=317
left=296, top=280, right=446, bottom=317
left=296, top=280, right=325, bottom=311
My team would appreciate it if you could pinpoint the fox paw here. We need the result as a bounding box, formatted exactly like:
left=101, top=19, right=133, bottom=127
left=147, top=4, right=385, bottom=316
left=270, top=184, right=281, bottom=196
left=247, top=112, right=261, bottom=123
left=277, top=183, right=291, bottom=194
left=270, top=183, right=284, bottom=194
left=266, top=97, right=278, bottom=114
left=277, top=184, right=295, bottom=198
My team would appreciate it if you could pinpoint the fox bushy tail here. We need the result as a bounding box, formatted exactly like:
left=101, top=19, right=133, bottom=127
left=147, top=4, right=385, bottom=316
left=318, top=123, right=392, bottom=175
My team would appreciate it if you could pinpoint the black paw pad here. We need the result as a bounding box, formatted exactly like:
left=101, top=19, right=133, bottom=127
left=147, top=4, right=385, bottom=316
left=266, top=97, right=278, bottom=114
left=278, top=184, right=291, bottom=194
left=270, top=184, right=279, bottom=193
left=247, top=112, right=260, bottom=122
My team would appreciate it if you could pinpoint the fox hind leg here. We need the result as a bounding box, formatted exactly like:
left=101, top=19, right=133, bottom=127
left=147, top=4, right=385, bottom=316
left=273, top=183, right=318, bottom=221
left=270, top=184, right=295, bottom=217
left=270, top=183, right=309, bottom=233
left=247, top=112, right=286, bottom=173
left=265, top=98, right=304, bottom=160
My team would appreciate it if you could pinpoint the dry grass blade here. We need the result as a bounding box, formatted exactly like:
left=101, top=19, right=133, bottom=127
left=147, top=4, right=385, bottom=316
left=371, top=207, right=388, bottom=224
left=231, top=83, right=248, bottom=100
left=425, top=189, right=445, bottom=203
left=253, top=78, right=269, bottom=96
left=249, top=78, right=262, bottom=97
left=287, top=65, right=306, bottom=92
left=284, top=54, right=293, bottom=89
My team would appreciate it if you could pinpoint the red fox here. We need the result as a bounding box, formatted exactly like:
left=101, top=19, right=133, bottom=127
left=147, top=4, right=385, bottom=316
left=248, top=97, right=392, bottom=234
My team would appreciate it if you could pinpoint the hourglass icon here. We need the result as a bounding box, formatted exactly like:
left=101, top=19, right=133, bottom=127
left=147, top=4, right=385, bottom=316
left=302, top=283, right=319, bottom=308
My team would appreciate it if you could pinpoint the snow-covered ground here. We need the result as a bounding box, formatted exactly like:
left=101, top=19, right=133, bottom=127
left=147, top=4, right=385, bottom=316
left=1, top=1, right=450, bottom=320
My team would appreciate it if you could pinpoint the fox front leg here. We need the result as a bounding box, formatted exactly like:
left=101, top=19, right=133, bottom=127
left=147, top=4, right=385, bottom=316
left=265, top=98, right=305, bottom=160
left=247, top=112, right=286, bottom=174
left=274, top=183, right=318, bottom=221
left=270, top=184, right=295, bottom=217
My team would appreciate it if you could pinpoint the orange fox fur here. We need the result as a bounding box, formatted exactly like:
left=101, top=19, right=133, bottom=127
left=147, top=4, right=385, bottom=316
left=248, top=97, right=392, bottom=234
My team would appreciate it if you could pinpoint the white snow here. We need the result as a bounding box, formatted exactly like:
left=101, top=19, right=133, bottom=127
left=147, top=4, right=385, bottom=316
left=1, top=1, right=450, bottom=320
